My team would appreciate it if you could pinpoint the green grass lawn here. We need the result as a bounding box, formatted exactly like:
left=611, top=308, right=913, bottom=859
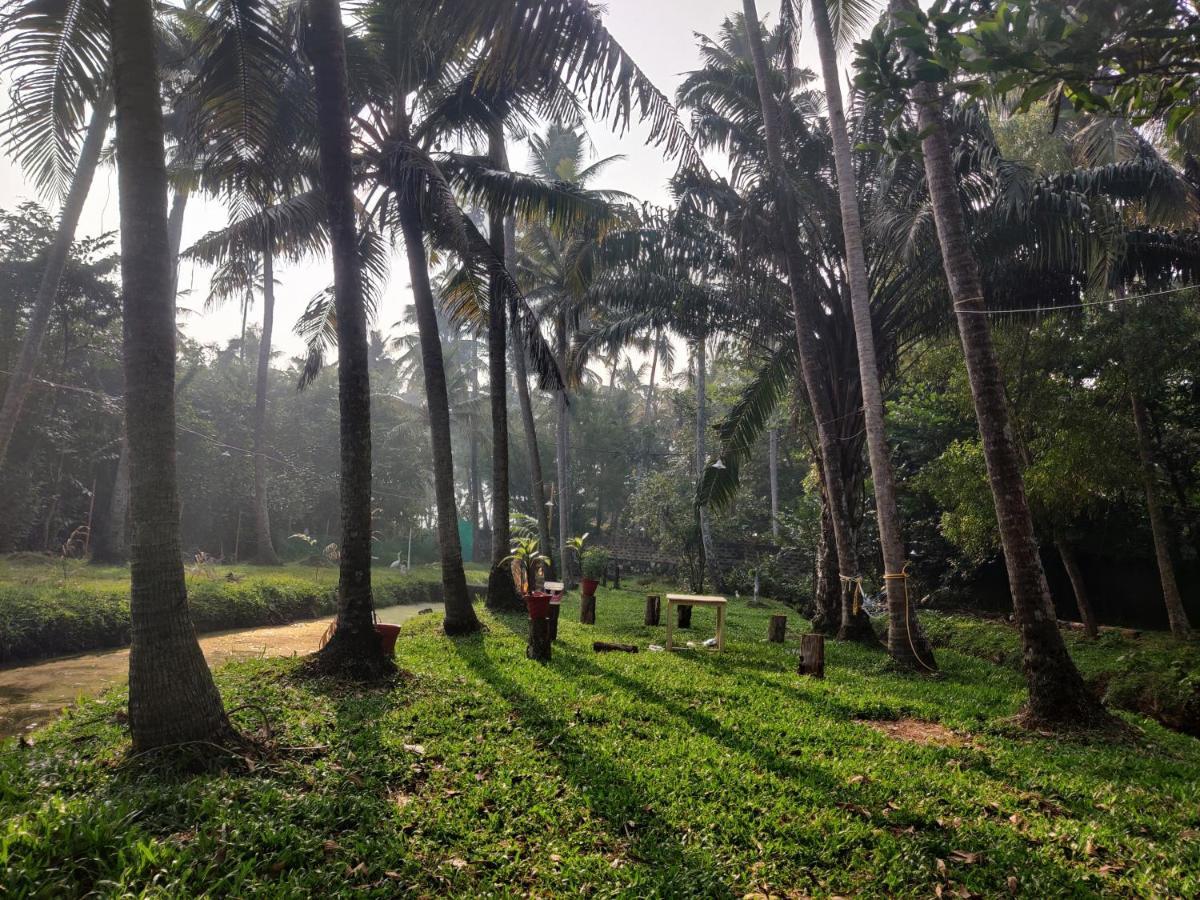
left=2, top=584, right=1198, bottom=897
left=0, top=555, right=488, bottom=663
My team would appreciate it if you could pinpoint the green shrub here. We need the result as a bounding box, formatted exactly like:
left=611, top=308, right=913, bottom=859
left=580, top=548, right=609, bottom=580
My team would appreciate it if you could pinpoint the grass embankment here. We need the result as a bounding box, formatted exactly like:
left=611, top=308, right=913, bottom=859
left=2, top=586, right=1197, bottom=897
left=0, top=555, right=486, bottom=664
left=923, top=613, right=1200, bottom=736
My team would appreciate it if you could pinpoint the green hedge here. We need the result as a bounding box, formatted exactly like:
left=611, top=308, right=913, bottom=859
left=0, top=568, right=483, bottom=665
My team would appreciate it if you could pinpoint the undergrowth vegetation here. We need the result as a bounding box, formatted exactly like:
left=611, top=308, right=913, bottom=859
left=922, top=613, right=1200, bottom=736
left=2, top=587, right=1197, bottom=897
left=0, top=555, right=485, bottom=663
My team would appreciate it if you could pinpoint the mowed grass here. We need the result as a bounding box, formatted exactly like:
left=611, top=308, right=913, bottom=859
left=1, top=585, right=1198, bottom=897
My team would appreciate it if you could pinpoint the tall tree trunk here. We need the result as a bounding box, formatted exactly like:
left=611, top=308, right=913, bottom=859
left=397, top=202, right=479, bottom=634
left=252, top=239, right=280, bottom=565
left=1055, top=535, right=1098, bottom=639
left=811, top=0, right=933, bottom=670
left=742, top=0, right=874, bottom=644
left=694, top=338, right=720, bottom=589
left=555, top=314, right=572, bottom=582
left=307, top=0, right=391, bottom=672
left=769, top=427, right=780, bottom=539
left=511, top=324, right=554, bottom=576
left=811, top=481, right=840, bottom=634
left=110, top=0, right=230, bottom=750
left=1130, top=393, right=1192, bottom=638
left=95, top=187, right=189, bottom=567
left=485, top=130, right=520, bottom=610
left=896, top=8, right=1108, bottom=725
left=644, top=331, right=660, bottom=421
left=0, top=91, right=113, bottom=473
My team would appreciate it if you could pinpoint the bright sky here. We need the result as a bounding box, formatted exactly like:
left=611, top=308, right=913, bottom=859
left=0, top=0, right=826, bottom=359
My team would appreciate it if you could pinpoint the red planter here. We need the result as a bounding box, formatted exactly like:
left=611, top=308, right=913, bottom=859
left=581, top=577, right=599, bottom=597
left=524, top=591, right=552, bottom=620
left=375, top=623, right=402, bottom=655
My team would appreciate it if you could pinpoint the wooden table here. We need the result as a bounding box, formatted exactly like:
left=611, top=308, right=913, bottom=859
left=664, top=594, right=727, bottom=652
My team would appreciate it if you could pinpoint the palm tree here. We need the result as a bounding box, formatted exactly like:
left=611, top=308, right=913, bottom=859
left=786, top=0, right=934, bottom=668
left=306, top=0, right=392, bottom=673
left=109, top=0, right=231, bottom=749
left=888, top=0, right=1109, bottom=725
left=729, top=2, right=877, bottom=641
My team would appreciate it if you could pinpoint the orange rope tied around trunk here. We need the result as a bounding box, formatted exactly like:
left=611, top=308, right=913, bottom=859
left=883, top=563, right=937, bottom=673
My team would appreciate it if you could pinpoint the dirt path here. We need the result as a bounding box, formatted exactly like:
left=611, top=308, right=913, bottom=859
left=0, top=603, right=429, bottom=739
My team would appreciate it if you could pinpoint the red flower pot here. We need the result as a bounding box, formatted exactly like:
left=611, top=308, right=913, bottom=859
left=581, top=577, right=599, bottom=597
left=524, top=591, right=552, bottom=619
left=375, top=623, right=402, bottom=655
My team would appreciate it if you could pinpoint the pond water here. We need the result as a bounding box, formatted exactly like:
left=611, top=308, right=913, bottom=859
left=0, top=603, right=430, bottom=740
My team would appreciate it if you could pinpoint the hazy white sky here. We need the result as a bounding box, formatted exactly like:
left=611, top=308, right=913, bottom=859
left=0, top=0, right=826, bottom=358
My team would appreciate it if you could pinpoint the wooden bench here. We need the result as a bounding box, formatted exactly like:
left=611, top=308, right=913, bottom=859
left=664, top=594, right=727, bottom=652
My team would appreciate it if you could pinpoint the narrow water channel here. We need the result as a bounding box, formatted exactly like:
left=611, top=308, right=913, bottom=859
left=0, top=603, right=429, bottom=739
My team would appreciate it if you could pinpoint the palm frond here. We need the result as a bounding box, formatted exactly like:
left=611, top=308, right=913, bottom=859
left=0, top=0, right=111, bottom=197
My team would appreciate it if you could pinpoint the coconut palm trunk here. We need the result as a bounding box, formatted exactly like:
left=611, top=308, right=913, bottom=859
left=252, top=235, right=280, bottom=565
left=1130, top=392, right=1192, bottom=638
left=93, top=187, right=188, bottom=567
left=769, top=427, right=780, bottom=539
left=899, top=29, right=1108, bottom=724
left=397, top=200, right=480, bottom=634
left=694, top=337, right=720, bottom=589
left=307, top=0, right=391, bottom=672
left=485, top=129, right=522, bottom=611
left=110, top=0, right=230, bottom=750
left=1055, top=535, right=1098, bottom=638
left=809, top=0, right=933, bottom=669
left=510, top=318, right=554, bottom=575
left=742, top=0, right=875, bottom=643
left=554, top=312, right=572, bottom=582
left=0, top=90, right=113, bottom=473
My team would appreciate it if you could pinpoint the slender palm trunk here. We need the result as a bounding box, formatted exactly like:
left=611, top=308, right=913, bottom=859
left=742, top=0, right=874, bottom=643
left=93, top=188, right=186, bottom=567
left=397, top=201, right=479, bottom=634
left=308, top=0, right=390, bottom=671
left=1055, top=535, right=1098, bottom=638
left=769, top=427, right=780, bottom=539
left=694, top=338, right=720, bottom=589
left=486, top=131, right=522, bottom=610
left=897, top=12, right=1108, bottom=724
left=1130, top=393, right=1192, bottom=638
left=812, top=477, right=840, bottom=633
left=110, top=0, right=229, bottom=750
left=811, top=0, right=933, bottom=669
left=252, top=238, right=280, bottom=565
left=555, top=314, right=572, bottom=581
left=645, top=333, right=660, bottom=421
left=511, top=323, right=554, bottom=575
left=0, top=91, right=113, bottom=473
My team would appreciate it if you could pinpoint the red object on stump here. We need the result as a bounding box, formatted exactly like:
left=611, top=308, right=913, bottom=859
left=524, top=591, right=552, bottom=620
left=581, top=577, right=600, bottom=596
left=375, top=623, right=402, bottom=655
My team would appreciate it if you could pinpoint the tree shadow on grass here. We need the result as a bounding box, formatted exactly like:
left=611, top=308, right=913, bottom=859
left=450, top=637, right=736, bottom=895
left=551, top=644, right=845, bottom=796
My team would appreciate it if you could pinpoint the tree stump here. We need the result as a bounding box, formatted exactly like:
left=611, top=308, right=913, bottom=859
left=612, top=563, right=621, bottom=590
left=527, top=617, right=551, bottom=661
left=645, top=594, right=661, bottom=626
left=768, top=614, right=787, bottom=643
left=548, top=603, right=562, bottom=641
left=677, top=604, right=692, bottom=629
left=798, top=633, right=825, bottom=678
left=580, top=592, right=596, bottom=625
